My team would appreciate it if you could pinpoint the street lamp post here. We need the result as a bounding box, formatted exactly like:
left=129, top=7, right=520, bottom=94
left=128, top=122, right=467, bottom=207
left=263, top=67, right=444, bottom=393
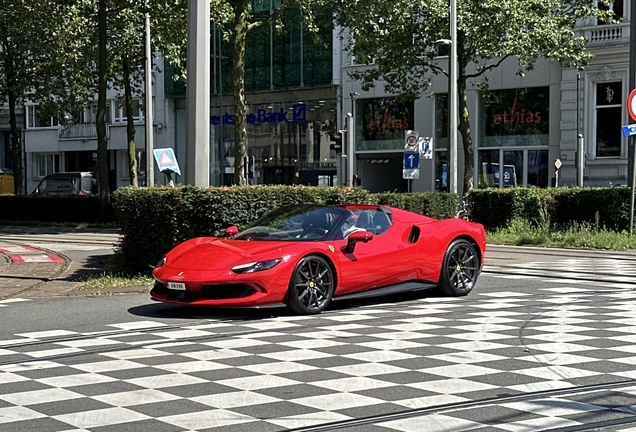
left=348, top=92, right=359, bottom=187
left=144, top=0, right=154, bottom=187
left=449, top=0, right=458, bottom=196
left=576, top=67, right=584, bottom=187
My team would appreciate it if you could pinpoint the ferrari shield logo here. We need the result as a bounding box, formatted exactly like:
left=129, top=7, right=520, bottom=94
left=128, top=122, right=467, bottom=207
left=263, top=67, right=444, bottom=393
left=328, top=245, right=335, bottom=253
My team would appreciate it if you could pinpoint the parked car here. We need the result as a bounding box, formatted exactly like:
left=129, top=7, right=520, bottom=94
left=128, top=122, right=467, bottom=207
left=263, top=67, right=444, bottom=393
left=32, top=172, right=98, bottom=195
left=151, top=203, right=487, bottom=314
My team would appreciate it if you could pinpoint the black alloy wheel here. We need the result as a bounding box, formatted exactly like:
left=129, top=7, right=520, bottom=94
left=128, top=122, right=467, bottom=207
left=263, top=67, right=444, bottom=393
left=287, top=255, right=334, bottom=314
left=438, top=239, right=480, bottom=296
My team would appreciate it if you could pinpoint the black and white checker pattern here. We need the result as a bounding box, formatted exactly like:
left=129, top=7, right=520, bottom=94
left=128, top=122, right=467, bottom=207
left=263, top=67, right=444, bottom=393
left=486, top=257, right=636, bottom=289
left=2, top=285, right=636, bottom=431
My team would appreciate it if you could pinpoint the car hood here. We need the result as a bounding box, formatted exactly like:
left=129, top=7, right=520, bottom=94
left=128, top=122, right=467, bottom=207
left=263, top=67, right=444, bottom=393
left=164, top=237, right=303, bottom=271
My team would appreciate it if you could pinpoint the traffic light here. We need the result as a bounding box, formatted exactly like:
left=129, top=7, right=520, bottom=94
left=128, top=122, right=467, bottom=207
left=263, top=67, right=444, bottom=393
left=329, top=133, right=342, bottom=153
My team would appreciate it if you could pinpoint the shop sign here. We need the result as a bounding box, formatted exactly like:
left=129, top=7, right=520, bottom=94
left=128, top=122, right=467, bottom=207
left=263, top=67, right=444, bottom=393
left=483, top=87, right=549, bottom=137
left=211, top=103, right=307, bottom=125
left=360, top=98, right=414, bottom=142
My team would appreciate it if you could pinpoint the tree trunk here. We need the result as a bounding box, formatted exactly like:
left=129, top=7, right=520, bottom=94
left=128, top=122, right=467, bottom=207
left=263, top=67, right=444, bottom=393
left=232, top=0, right=249, bottom=185
left=2, top=35, right=22, bottom=194
left=8, top=87, right=21, bottom=195
left=123, top=54, right=139, bottom=187
left=96, top=0, right=111, bottom=218
left=457, top=32, right=474, bottom=195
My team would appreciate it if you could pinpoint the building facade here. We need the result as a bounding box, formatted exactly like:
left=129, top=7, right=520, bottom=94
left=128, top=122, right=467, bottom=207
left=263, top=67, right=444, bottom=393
left=12, top=1, right=631, bottom=195
left=338, top=0, right=631, bottom=194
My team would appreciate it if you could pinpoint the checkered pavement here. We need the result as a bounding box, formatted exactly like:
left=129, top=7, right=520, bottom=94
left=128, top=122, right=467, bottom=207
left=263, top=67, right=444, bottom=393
left=2, top=281, right=636, bottom=431
left=486, top=257, right=636, bottom=288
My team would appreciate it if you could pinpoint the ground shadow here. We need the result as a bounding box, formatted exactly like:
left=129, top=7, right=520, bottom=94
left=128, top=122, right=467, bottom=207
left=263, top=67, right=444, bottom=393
left=128, top=286, right=446, bottom=321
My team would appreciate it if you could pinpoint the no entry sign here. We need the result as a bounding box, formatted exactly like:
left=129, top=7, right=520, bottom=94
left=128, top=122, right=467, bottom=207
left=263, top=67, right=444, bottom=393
left=628, top=89, right=636, bottom=122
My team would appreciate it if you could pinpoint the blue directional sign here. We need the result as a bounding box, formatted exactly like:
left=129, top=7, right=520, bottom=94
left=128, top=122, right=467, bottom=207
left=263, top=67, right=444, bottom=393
left=153, top=148, right=181, bottom=175
left=622, top=124, right=636, bottom=137
left=403, top=151, right=420, bottom=169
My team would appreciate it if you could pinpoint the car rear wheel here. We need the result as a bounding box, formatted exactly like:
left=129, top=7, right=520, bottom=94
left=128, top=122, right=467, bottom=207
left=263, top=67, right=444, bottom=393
left=438, top=239, right=479, bottom=296
left=287, top=255, right=334, bottom=314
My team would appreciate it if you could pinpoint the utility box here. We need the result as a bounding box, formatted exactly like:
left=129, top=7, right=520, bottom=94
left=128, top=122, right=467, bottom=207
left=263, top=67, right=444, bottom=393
left=0, top=169, right=14, bottom=194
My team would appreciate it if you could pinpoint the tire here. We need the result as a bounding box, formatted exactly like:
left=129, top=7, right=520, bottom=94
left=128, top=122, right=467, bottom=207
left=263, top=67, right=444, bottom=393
left=286, top=255, right=334, bottom=314
left=437, top=239, right=480, bottom=296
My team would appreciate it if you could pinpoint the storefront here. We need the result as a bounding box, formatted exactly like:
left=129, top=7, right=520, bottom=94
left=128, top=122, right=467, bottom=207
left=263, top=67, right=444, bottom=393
left=174, top=97, right=338, bottom=187
left=354, top=97, right=414, bottom=192
left=477, top=87, right=550, bottom=188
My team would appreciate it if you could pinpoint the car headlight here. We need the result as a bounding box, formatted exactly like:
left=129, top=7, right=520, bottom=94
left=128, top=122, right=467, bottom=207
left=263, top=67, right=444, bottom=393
left=155, top=256, right=166, bottom=268
left=232, top=258, right=282, bottom=274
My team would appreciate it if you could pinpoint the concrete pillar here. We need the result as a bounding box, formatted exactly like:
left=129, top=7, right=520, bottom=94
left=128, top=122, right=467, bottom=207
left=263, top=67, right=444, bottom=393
left=185, top=0, right=211, bottom=187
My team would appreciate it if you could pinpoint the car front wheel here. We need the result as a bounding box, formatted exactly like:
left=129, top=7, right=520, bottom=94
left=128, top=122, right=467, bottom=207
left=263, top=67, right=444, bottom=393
left=438, top=239, right=480, bottom=296
left=287, top=255, right=334, bottom=314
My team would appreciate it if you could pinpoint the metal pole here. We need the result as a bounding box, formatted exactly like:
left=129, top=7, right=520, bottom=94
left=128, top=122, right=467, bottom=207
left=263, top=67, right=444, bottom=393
left=449, top=0, right=458, bottom=195
left=346, top=113, right=354, bottom=187
left=144, top=0, right=154, bottom=186
left=576, top=68, right=583, bottom=187
left=629, top=1, right=636, bottom=235
left=577, top=134, right=584, bottom=186
left=631, top=146, right=636, bottom=235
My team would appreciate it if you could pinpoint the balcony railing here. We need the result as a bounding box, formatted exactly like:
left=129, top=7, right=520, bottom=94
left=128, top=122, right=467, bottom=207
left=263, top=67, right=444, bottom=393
left=59, top=123, right=101, bottom=139
left=578, top=22, right=629, bottom=46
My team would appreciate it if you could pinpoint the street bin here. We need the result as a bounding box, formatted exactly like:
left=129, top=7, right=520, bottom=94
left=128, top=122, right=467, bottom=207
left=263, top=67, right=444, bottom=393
left=0, top=169, right=15, bottom=194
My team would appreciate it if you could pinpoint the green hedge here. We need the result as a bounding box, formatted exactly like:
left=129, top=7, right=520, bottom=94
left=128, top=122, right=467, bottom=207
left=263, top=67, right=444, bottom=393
left=466, top=186, right=631, bottom=231
left=0, top=195, right=102, bottom=223
left=112, top=185, right=458, bottom=275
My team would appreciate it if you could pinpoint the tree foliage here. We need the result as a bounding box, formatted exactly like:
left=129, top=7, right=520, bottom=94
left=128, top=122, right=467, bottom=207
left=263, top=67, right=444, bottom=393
left=334, top=0, right=612, bottom=193
left=0, top=0, right=88, bottom=193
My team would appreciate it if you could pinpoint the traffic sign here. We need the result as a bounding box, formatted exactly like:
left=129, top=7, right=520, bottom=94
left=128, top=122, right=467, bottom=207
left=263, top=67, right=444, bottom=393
left=629, top=89, right=636, bottom=122
left=404, top=130, right=419, bottom=149
left=554, top=159, right=562, bottom=170
left=623, top=124, right=636, bottom=137
left=403, top=169, right=420, bottom=179
left=419, top=137, right=433, bottom=159
left=403, top=151, right=420, bottom=169
left=153, top=148, right=181, bottom=175
left=403, top=151, right=420, bottom=180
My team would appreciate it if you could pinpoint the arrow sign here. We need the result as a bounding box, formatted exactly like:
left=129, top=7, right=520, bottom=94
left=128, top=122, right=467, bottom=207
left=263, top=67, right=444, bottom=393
left=403, top=151, right=420, bottom=169
left=622, top=124, right=636, bottom=137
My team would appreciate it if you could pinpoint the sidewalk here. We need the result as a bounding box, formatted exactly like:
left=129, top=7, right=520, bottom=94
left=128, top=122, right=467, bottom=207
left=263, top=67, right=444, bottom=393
left=0, top=225, right=151, bottom=299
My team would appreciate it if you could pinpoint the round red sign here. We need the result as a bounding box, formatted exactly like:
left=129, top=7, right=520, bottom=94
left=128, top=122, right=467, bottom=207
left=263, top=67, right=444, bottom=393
left=628, top=89, right=636, bottom=122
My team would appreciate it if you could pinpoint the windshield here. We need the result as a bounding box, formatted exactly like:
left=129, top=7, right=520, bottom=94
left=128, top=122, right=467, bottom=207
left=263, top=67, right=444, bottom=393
left=234, top=205, right=347, bottom=241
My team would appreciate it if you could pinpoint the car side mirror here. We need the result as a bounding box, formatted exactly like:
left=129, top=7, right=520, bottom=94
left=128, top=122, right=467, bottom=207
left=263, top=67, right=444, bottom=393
left=346, top=230, right=373, bottom=253
left=225, top=225, right=239, bottom=237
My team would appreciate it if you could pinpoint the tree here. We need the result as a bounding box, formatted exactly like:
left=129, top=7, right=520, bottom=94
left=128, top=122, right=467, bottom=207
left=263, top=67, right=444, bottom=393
left=334, top=0, right=612, bottom=193
left=0, top=0, right=81, bottom=194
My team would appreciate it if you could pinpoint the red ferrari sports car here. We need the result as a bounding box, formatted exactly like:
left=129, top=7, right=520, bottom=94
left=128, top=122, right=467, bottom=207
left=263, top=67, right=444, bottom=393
left=151, top=204, right=486, bottom=314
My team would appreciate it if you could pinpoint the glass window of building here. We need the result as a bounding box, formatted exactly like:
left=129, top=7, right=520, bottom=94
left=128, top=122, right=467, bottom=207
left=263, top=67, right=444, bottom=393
left=478, top=87, right=549, bottom=188
left=354, top=97, right=414, bottom=152
left=37, top=154, right=60, bottom=177
left=595, top=81, right=622, bottom=157
left=27, top=105, right=59, bottom=128
left=115, top=99, right=141, bottom=122
left=598, top=0, right=623, bottom=23
left=435, top=94, right=448, bottom=191
left=89, top=102, right=112, bottom=124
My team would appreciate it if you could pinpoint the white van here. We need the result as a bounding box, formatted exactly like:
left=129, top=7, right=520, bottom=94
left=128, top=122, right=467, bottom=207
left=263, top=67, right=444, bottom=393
left=32, top=172, right=98, bottom=195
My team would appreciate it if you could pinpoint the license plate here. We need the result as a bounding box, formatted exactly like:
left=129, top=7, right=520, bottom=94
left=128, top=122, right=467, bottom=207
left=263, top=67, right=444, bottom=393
left=167, top=282, right=186, bottom=290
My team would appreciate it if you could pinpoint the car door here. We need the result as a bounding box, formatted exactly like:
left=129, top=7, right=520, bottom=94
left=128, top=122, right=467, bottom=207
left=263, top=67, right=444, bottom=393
left=331, top=210, right=412, bottom=295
